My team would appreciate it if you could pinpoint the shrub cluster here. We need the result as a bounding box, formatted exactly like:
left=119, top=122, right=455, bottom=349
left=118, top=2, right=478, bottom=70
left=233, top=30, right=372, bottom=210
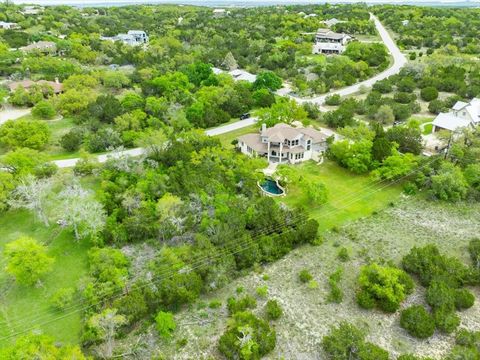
left=401, top=245, right=476, bottom=337
left=356, top=263, right=414, bottom=312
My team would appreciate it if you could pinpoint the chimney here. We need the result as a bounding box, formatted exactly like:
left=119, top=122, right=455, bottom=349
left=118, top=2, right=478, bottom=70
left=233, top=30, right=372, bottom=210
left=261, top=123, right=267, bottom=133
left=55, top=77, right=59, bottom=84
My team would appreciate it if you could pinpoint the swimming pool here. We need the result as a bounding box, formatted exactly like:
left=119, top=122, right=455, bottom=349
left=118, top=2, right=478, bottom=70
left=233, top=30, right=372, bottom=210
left=259, top=178, right=285, bottom=196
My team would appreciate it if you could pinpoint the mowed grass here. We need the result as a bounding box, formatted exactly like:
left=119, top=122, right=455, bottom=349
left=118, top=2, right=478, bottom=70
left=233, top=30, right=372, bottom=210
left=214, top=124, right=260, bottom=148
left=0, top=175, right=98, bottom=347
left=279, top=160, right=402, bottom=231
left=0, top=210, right=90, bottom=347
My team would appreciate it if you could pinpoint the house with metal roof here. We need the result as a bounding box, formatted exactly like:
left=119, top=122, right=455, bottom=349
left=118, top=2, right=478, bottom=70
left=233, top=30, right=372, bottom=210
left=237, top=123, right=328, bottom=164
left=312, top=29, right=352, bottom=55
left=324, top=18, right=344, bottom=28
left=432, top=98, right=480, bottom=133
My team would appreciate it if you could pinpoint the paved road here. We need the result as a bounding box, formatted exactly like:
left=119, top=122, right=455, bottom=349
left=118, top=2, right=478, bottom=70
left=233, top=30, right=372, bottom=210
left=52, top=15, right=405, bottom=169
left=286, top=14, right=407, bottom=105
left=53, top=118, right=260, bottom=168
left=205, top=116, right=258, bottom=136
left=0, top=106, right=31, bottom=125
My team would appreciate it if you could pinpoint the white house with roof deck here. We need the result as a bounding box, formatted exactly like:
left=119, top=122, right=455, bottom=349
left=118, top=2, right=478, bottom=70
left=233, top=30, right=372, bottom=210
left=0, top=21, right=20, bottom=30
left=312, top=28, right=352, bottom=55
left=101, top=30, right=148, bottom=46
left=21, top=6, right=44, bottom=15
left=237, top=123, right=328, bottom=164
left=432, top=98, right=480, bottom=133
left=213, top=9, right=229, bottom=18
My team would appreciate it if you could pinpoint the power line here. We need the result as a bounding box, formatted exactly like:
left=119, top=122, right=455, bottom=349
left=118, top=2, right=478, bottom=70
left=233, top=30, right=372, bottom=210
left=0, top=155, right=439, bottom=342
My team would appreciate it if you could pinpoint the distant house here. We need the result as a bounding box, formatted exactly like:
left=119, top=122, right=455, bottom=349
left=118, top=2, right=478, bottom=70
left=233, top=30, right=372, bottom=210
left=101, top=30, right=148, bottom=46
left=21, top=6, right=44, bottom=15
left=212, top=68, right=257, bottom=83
left=401, top=20, right=410, bottom=26
left=20, top=41, right=57, bottom=55
left=432, top=98, right=480, bottom=133
left=312, top=29, right=352, bottom=55
left=0, top=21, right=20, bottom=30
left=324, top=18, right=344, bottom=28
left=237, top=123, right=328, bottom=164
left=7, top=79, right=64, bottom=94
left=213, top=9, right=229, bottom=18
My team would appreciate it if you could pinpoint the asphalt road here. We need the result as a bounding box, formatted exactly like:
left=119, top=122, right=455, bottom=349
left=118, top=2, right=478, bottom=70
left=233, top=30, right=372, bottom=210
left=52, top=14, right=406, bottom=168
left=52, top=118, right=260, bottom=168
left=289, top=14, right=407, bottom=105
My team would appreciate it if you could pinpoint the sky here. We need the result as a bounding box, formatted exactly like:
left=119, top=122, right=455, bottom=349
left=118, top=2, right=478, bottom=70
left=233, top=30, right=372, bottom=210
left=9, top=0, right=480, bottom=5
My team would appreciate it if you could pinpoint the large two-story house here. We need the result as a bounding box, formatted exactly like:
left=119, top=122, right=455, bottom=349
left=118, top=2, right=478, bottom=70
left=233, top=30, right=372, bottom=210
left=432, top=98, right=480, bottom=133
left=101, top=30, right=148, bottom=46
left=237, top=123, right=328, bottom=164
left=312, top=28, right=352, bottom=55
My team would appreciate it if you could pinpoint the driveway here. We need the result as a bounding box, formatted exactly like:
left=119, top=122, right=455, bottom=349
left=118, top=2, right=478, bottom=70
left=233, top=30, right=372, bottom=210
left=288, top=13, right=407, bottom=105
left=0, top=106, right=31, bottom=125
left=205, top=116, right=258, bottom=136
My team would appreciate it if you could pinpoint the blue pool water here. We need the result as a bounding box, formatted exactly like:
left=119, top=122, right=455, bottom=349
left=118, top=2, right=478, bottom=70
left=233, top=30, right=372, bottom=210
left=260, top=179, right=284, bottom=195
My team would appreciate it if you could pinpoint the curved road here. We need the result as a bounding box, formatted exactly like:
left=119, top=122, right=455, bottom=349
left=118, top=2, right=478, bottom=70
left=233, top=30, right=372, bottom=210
left=288, top=14, right=407, bottom=105
left=52, top=14, right=406, bottom=169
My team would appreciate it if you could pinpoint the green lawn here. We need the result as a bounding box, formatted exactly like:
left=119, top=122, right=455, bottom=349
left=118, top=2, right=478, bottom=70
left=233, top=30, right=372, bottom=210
left=0, top=175, right=100, bottom=347
left=279, top=160, right=402, bottom=232
left=44, top=117, right=79, bottom=160
left=0, top=210, right=90, bottom=347
left=214, top=124, right=260, bottom=148
left=423, top=123, right=433, bottom=135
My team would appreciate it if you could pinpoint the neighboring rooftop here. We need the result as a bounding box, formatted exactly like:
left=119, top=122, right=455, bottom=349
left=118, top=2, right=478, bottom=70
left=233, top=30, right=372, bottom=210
left=324, top=18, right=344, bottom=28
left=8, top=79, right=63, bottom=94
left=229, top=69, right=256, bottom=83
left=316, top=28, right=349, bottom=41
left=432, top=112, right=471, bottom=132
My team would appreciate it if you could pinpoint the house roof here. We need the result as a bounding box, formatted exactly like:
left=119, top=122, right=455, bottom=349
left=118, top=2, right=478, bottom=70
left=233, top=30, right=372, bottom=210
left=239, top=123, right=327, bottom=152
left=433, top=112, right=471, bottom=131
left=229, top=69, right=256, bottom=83
left=237, top=133, right=267, bottom=153
left=452, top=101, right=469, bottom=111
left=466, top=98, right=480, bottom=124
left=324, top=18, right=343, bottom=27
left=316, top=29, right=348, bottom=40
left=8, top=80, right=63, bottom=94
left=298, top=127, right=329, bottom=143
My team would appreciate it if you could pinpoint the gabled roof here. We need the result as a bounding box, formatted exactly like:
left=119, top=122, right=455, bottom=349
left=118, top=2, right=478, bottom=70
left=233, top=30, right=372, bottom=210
left=452, top=101, right=468, bottom=111
left=466, top=98, right=480, bottom=124
left=316, top=29, right=348, bottom=40
left=238, top=123, right=327, bottom=153
left=432, top=112, right=471, bottom=131
left=261, top=123, right=302, bottom=141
